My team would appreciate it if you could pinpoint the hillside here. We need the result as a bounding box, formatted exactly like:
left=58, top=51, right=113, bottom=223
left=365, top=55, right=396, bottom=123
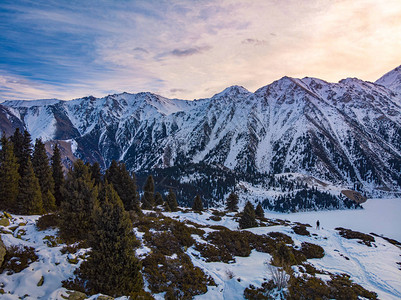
left=0, top=198, right=400, bottom=299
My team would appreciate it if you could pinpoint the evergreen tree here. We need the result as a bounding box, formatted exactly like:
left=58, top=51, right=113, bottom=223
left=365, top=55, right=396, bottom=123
left=51, top=144, right=64, bottom=207
left=11, top=129, right=32, bottom=176
left=59, top=160, right=98, bottom=242
left=105, top=161, right=140, bottom=212
left=163, top=198, right=171, bottom=212
left=0, top=135, right=20, bottom=210
left=141, top=175, right=154, bottom=210
left=255, top=202, right=264, bottom=218
left=239, top=201, right=258, bottom=229
left=192, top=194, right=203, bottom=212
left=16, top=158, right=43, bottom=215
left=154, top=192, right=163, bottom=206
left=79, top=183, right=143, bottom=296
left=226, top=192, right=239, bottom=212
left=166, top=188, right=178, bottom=212
left=32, top=139, right=56, bottom=212
left=120, top=166, right=140, bottom=212
left=105, top=160, right=119, bottom=184
left=90, top=162, right=102, bottom=186
left=10, top=128, right=23, bottom=171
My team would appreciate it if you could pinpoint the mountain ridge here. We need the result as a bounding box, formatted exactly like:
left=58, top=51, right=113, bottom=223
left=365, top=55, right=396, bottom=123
left=1, top=66, right=401, bottom=201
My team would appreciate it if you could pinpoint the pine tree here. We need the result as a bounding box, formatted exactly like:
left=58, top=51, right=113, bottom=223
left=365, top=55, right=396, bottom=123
left=32, top=139, right=56, bottom=212
left=154, top=192, right=163, bottom=206
left=0, top=135, right=20, bottom=210
left=11, top=129, right=32, bottom=176
left=16, top=157, right=43, bottom=215
left=10, top=128, right=23, bottom=170
left=192, top=194, right=203, bottom=212
left=51, top=144, right=64, bottom=207
left=166, top=188, right=178, bottom=212
left=255, top=202, right=264, bottom=218
left=239, top=201, right=258, bottom=229
left=105, top=160, right=119, bottom=184
left=59, top=160, right=97, bottom=242
left=79, top=183, right=143, bottom=296
left=226, top=192, right=239, bottom=212
left=141, top=175, right=154, bottom=210
left=163, top=198, right=171, bottom=212
left=105, top=161, right=140, bottom=212
left=120, top=165, right=140, bottom=212
left=90, top=162, right=102, bottom=186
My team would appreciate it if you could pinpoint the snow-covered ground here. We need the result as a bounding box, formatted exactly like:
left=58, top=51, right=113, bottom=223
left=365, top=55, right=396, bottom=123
left=0, top=198, right=400, bottom=299
left=166, top=200, right=401, bottom=300
left=263, top=198, right=401, bottom=241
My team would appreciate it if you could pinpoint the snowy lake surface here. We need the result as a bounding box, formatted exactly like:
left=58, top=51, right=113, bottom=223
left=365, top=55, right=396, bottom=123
left=263, top=198, right=401, bottom=242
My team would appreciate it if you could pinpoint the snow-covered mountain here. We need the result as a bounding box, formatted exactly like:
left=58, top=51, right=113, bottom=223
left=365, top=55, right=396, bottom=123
left=1, top=66, right=401, bottom=197
left=376, top=65, right=401, bottom=96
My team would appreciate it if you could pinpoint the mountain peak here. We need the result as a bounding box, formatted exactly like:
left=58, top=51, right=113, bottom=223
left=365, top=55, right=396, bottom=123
left=213, top=85, right=251, bottom=98
left=375, top=65, right=401, bottom=93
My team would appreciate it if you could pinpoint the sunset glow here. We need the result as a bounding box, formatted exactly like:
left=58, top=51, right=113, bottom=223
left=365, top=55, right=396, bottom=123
left=1, top=0, right=401, bottom=100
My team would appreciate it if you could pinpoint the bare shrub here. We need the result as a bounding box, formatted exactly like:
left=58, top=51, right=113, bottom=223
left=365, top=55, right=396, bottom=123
left=225, top=269, right=235, bottom=279
left=265, top=260, right=290, bottom=290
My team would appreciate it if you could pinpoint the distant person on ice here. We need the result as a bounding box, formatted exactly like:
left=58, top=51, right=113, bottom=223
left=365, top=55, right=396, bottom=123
left=316, top=220, right=320, bottom=230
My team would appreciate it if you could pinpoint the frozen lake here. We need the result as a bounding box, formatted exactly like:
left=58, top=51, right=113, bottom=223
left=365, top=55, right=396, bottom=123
left=264, top=198, right=401, bottom=242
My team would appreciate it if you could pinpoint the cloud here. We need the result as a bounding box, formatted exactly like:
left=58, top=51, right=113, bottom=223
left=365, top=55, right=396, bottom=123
left=0, top=0, right=401, bottom=101
left=241, top=38, right=268, bottom=46
left=133, top=47, right=149, bottom=54
left=170, top=46, right=212, bottom=57
left=170, top=88, right=188, bottom=94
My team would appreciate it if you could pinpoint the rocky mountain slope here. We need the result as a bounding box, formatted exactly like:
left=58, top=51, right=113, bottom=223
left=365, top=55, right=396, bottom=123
left=1, top=66, right=401, bottom=201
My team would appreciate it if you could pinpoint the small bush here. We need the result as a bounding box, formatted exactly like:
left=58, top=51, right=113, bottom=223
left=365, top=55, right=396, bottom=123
left=206, top=230, right=252, bottom=258
left=184, top=220, right=206, bottom=229
left=1, top=245, right=39, bottom=274
left=288, top=275, right=330, bottom=299
left=370, top=232, right=401, bottom=247
left=134, top=215, right=204, bottom=239
left=244, top=280, right=285, bottom=299
left=292, top=225, right=310, bottom=236
left=299, top=263, right=318, bottom=275
left=271, top=242, right=299, bottom=266
left=266, top=219, right=291, bottom=226
left=142, top=252, right=215, bottom=299
left=293, top=222, right=312, bottom=228
left=247, top=233, right=276, bottom=254
left=266, top=232, right=294, bottom=244
left=300, top=242, right=324, bottom=259
left=144, top=231, right=183, bottom=256
left=36, top=214, right=59, bottom=231
left=287, top=273, right=378, bottom=300
left=211, top=210, right=226, bottom=217
left=328, top=274, right=378, bottom=299
left=209, top=225, right=229, bottom=231
left=60, top=242, right=85, bottom=255
left=209, top=215, right=222, bottom=222
left=43, top=235, right=63, bottom=247
left=195, top=243, right=234, bottom=263
left=335, top=227, right=375, bottom=246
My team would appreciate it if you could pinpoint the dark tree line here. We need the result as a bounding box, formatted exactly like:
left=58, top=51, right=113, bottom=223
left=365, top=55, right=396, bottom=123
left=262, top=188, right=360, bottom=212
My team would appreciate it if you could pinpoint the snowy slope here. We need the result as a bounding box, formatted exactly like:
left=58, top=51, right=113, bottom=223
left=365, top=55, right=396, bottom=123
left=376, top=65, right=401, bottom=96
left=0, top=198, right=400, bottom=299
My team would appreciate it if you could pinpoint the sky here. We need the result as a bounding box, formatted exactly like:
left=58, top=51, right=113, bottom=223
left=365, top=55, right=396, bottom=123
left=0, top=0, right=401, bottom=101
